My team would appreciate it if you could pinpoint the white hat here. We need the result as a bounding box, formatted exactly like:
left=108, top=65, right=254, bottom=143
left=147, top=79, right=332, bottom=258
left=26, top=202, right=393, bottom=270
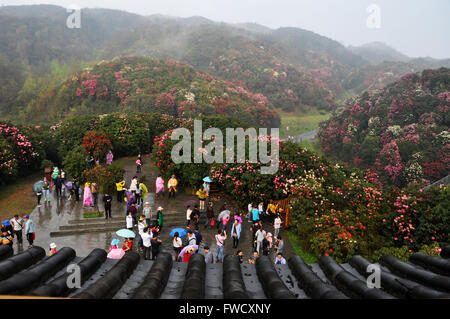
left=267, top=232, right=272, bottom=237
left=157, top=206, right=163, bottom=210
left=50, top=243, right=57, bottom=249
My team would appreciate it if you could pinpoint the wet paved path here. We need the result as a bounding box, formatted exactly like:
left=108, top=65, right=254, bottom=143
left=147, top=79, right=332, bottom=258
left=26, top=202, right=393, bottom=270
left=22, top=155, right=295, bottom=262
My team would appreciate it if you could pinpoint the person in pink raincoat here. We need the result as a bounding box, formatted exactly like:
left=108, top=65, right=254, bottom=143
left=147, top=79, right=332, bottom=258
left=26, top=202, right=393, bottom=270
left=106, top=150, right=113, bottom=165
left=83, top=182, right=93, bottom=207
left=155, top=175, right=164, bottom=199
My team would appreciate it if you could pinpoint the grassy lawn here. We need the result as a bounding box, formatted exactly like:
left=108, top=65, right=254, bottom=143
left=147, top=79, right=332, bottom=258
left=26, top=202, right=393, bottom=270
left=0, top=172, right=41, bottom=221
left=287, top=229, right=318, bottom=264
left=279, top=109, right=330, bottom=138
left=298, top=139, right=324, bottom=156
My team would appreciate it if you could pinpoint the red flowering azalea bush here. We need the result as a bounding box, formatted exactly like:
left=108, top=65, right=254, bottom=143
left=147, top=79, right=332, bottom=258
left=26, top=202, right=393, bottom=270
left=82, top=131, right=112, bottom=160
left=81, top=163, right=125, bottom=194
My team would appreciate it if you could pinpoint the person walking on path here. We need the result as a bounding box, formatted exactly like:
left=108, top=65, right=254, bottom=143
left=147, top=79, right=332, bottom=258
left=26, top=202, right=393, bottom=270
left=231, top=219, right=241, bottom=249
left=168, top=175, right=178, bottom=198
left=116, top=179, right=125, bottom=202
left=222, top=214, right=230, bottom=231
left=73, top=178, right=80, bottom=202
left=156, top=206, right=164, bottom=231
left=137, top=216, right=147, bottom=252
left=215, top=230, right=226, bottom=263
left=155, top=175, right=165, bottom=199
left=55, top=174, right=63, bottom=198
left=103, top=193, right=112, bottom=219
left=10, top=215, right=24, bottom=247
left=189, top=206, right=200, bottom=230
left=204, top=246, right=213, bottom=264
left=106, top=150, right=114, bottom=165
left=186, top=205, right=192, bottom=227
left=136, top=155, right=143, bottom=173
left=139, top=181, right=148, bottom=204
left=91, top=182, right=99, bottom=207
left=173, top=232, right=182, bottom=261
left=274, top=214, right=282, bottom=239
left=252, top=206, right=262, bottom=223
left=36, top=189, right=42, bottom=206
left=143, top=202, right=152, bottom=227
left=262, top=233, right=272, bottom=256
left=127, top=203, right=138, bottom=226
left=274, top=236, right=284, bottom=255
left=23, top=215, right=35, bottom=248
left=83, top=183, right=93, bottom=207
left=186, top=229, right=197, bottom=246
left=141, top=227, right=152, bottom=260
left=196, top=186, right=207, bottom=212
left=43, top=178, right=51, bottom=203
left=204, top=202, right=214, bottom=229
left=151, top=234, right=162, bottom=260
left=255, top=226, right=266, bottom=255
left=275, top=253, right=287, bottom=265
left=237, top=250, right=244, bottom=264
left=247, top=202, right=253, bottom=222
left=126, top=212, right=134, bottom=231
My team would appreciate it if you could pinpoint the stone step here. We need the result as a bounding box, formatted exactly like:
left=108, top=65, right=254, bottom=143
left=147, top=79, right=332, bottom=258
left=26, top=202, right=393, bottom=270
left=68, top=217, right=123, bottom=224
left=60, top=221, right=124, bottom=231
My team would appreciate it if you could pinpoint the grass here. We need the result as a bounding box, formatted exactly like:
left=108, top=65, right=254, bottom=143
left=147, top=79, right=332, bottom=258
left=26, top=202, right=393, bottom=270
left=83, top=211, right=103, bottom=218
left=298, top=139, right=324, bottom=156
left=287, top=229, right=318, bottom=264
left=0, top=172, right=41, bottom=221
left=279, top=109, right=330, bottom=138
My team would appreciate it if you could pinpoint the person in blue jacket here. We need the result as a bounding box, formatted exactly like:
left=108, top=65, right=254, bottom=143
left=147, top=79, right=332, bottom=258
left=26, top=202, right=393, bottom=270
left=23, top=215, right=35, bottom=248
left=251, top=207, right=261, bottom=223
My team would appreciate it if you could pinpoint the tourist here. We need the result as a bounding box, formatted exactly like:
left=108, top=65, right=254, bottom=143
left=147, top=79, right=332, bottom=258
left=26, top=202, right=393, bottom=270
left=126, top=212, right=133, bottom=231
left=266, top=200, right=278, bottom=218
left=136, top=154, right=143, bottom=173
left=116, top=179, right=126, bottom=202
left=252, top=206, right=261, bottom=223
left=55, top=174, right=63, bottom=198
left=51, top=166, right=59, bottom=189
left=139, top=181, right=148, bottom=204
left=193, top=229, right=203, bottom=246
left=23, top=215, right=35, bottom=248
left=255, top=226, right=266, bottom=255
left=234, top=212, right=243, bottom=225
left=186, top=205, right=192, bottom=227
left=73, top=178, right=80, bottom=202
left=143, top=202, right=152, bottom=227
left=43, top=177, right=51, bottom=203
left=275, top=253, right=287, bottom=265
left=151, top=233, right=162, bottom=260
left=103, top=193, right=112, bottom=219
left=183, top=247, right=194, bottom=263
left=91, top=182, right=99, bottom=207
left=151, top=225, right=160, bottom=238
left=186, top=229, right=196, bottom=246
left=130, top=176, right=138, bottom=195
left=262, top=233, right=272, bottom=256
left=109, top=238, right=119, bottom=251
left=141, top=227, right=152, bottom=260
left=122, top=238, right=133, bottom=253
left=204, top=202, right=214, bottom=229
left=274, top=214, right=282, bottom=239
left=135, top=180, right=142, bottom=206
left=127, top=203, right=138, bottom=225
left=236, top=250, right=244, bottom=264
left=247, top=202, right=253, bottom=222
left=173, top=232, right=182, bottom=261
left=1, top=227, right=13, bottom=251
left=10, top=215, right=24, bottom=247
left=106, top=150, right=114, bottom=165
left=258, top=202, right=264, bottom=215
left=83, top=183, right=93, bottom=207
left=155, top=175, right=165, bottom=199
left=49, top=243, right=57, bottom=256
left=215, top=230, right=226, bottom=263
left=137, top=216, right=147, bottom=252
left=222, top=213, right=230, bottom=231
left=86, top=156, right=94, bottom=170
left=204, top=246, right=213, bottom=264
left=156, top=206, right=164, bottom=231
left=231, top=219, right=241, bottom=249
left=248, top=251, right=259, bottom=264
left=196, top=186, right=207, bottom=212
left=190, top=205, right=200, bottom=230
left=274, top=236, right=284, bottom=255
left=167, top=175, right=178, bottom=198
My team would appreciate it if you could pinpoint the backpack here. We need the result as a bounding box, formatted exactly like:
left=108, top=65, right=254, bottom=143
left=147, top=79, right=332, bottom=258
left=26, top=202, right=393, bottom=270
left=194, top=231, right=202, bottom=245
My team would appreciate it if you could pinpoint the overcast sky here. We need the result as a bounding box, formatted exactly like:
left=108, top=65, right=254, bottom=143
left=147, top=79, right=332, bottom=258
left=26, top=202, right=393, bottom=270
left=1, top=0, right=449, bottom=59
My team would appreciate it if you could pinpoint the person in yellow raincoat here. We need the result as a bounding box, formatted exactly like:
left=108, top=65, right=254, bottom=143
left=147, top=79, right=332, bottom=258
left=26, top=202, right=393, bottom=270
left=139, top=181, right=148, bottom=205
left=116, top=179, right=125, bottom=203
left=168, top=175, right=178, bottom=198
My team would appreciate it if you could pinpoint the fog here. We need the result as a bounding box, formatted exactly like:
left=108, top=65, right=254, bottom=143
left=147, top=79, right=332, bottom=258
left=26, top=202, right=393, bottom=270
left=1, top=0, right=449, bottom=59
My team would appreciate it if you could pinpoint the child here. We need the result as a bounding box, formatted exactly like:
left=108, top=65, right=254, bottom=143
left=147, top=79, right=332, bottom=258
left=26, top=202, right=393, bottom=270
left=49, top=242, right=57, bottom=256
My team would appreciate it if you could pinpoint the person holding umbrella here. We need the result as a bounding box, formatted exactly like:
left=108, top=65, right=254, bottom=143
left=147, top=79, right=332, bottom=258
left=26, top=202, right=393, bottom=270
left=172, top=232, right=182, bottom=261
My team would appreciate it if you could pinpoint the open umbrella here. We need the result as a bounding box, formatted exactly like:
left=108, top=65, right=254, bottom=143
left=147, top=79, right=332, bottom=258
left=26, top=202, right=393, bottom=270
left=116, top=229, right=136, bottom=238
left=184, top=199, right=197, bottom=207
left=32, top=181, right=44, bottom=193
left=169, top=228, right=188, bottom=238
left=107, top=248, right=125, bottom=259
left=179, top=245, right=199, bottom=259
left=65, top=181, right=73, bottom=190
left=218, top=210, right=231, bottom=220
left=203, top=176, right=213, bottom=183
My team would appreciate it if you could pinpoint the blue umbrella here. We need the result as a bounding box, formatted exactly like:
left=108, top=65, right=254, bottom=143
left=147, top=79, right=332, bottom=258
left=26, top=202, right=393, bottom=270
left=110, top=238, right=120, bottom=246
left=169, top=228, right=188, bottom=238
left=32, top=181, right=44, bottom=193
left=116, top=229, right=136, bottom=238
left=203, top=176, right=213, bottom=183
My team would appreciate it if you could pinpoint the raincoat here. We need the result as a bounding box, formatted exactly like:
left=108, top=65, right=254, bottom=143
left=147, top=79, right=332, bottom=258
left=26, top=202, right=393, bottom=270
left=155, top=177, right=164, bottom=194
left=83, top=183, right=93, bottom=206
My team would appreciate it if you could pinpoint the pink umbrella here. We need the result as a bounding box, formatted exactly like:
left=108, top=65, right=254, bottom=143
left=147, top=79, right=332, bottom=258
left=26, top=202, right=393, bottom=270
left=107, top=248, right=125, bottom=259
left=179, top=245, right=198, bottom=259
